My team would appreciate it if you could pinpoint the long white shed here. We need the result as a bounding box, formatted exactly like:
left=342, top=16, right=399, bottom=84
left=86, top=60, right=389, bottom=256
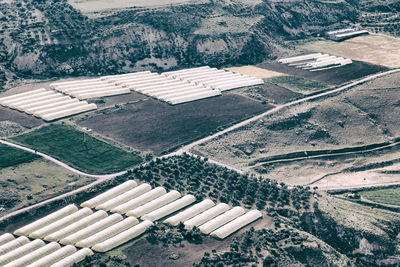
left=41, top=104, right=97, bottom=121
left=111, top=186, right=167, bottom=214
left=3, top=242, right=61, bottom=267
left=14, top=204, right=79, bottom=236
left=96, top=183, right=152, bottom=211
left=80, top=180, right=137, bottom=208
left=210, top=210, right=262, bottom=239
left=0, top=234, right=14, bottom=246
left=0, top=236, right=30, bottom=256
left=44, top=210, right=108, bottom=242
left=50, top=248, right=94, bottom=267
left=184, top=203, right=230, bottom=230
left=92, top=220, right=153, bottom=252
left=141, top=195, right=196, bottom=222
left=198, top=207, right=245, bottom=234
left=26, top=245, right=77, bottom=267
left=164, top=199, right=215, bottom=226
left=75, top=217, right=139, bottom=248
left=29, top=208, right=93, bottom=239
left=0, top=239, right=45, bottom=266
left=60, top=213, right=123, bottom=245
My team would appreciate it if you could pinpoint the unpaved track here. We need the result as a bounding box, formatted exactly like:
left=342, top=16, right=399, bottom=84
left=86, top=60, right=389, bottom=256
left=1, top=68, right=399, bottom=223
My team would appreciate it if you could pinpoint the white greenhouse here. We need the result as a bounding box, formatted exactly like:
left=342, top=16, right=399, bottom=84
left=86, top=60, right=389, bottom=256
left=126, top=190, right=181, bottom=218
left=3, top=242, right=61, bottom=267
left=44, top=210, right=108, bottom=242
left=92, top=220, right=153, bottom=252
left=96, top=183, right=152, bottom=211
left=0, top=233, right=14, bottom=246
left=0, top=239, right=45, bottom=266
left=60, top=213, right=123, bottom=245
left=51, top=248, right=94, bottom=267
left=210, top=210, right=262, bottom=239
left=26, top=245, right=77, bottom=267
left=29, top=208, right=93, bottom=239
left=164, top=199, right=215, bottom=226
left=199, top=207, right=245, bottom=234
left=80, top=180, right=137, bottom=208
left=111, top=186, right=167, bottom=214
left=75, top=217, right=139, bottom=248
left=141, top=194, right=196, bottom=222
left=184, top=203, right=230, bottom=230
left=0, top=236, right=29, bottom=256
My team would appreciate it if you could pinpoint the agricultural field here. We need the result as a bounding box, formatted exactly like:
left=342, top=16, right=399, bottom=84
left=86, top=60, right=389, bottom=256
left=0, top=143, right=39, bottom=168
left=265, top=75, right=331, bottom=95
left=10, top=124, right=143, bottom=174
left=301, top=35, right=400, bottom=69
left=0, top=106, right=44, bottom=128
left=0, top=158, right=95, bottom=217
left=77, top=94, right=273, bottom=154
left=359, top=187, right=400, bottom=206
left=192, top=71, right=400, bottom=187
left=258, top=60, right=388, bottom=85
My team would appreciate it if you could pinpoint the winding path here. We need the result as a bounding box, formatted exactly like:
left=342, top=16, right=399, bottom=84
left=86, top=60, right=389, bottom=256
left=1, top=68, right=399, bottom=223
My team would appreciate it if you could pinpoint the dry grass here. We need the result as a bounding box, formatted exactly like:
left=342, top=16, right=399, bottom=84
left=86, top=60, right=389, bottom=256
left=301, top=34, right=400, bottom=68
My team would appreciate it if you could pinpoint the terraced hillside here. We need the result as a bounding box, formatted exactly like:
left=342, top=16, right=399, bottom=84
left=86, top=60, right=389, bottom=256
left=0, top=0, right=357, bottom=89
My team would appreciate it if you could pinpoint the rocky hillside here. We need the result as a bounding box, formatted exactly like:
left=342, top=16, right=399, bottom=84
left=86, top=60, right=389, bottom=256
left=0, top=0, right=357, bottom=84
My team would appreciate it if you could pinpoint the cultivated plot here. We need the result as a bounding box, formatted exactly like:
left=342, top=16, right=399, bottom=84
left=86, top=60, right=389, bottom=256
left=10, top=124, right=142, bottom=174
left=301, top=34, right=400, bottom=68
left=77, top=95, right=272, bottom=154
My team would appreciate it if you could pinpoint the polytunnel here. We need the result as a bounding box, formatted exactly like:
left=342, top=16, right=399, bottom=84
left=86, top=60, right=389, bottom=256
left=92, top=220, right=153, bottom=252
left=126, top=190, right=181, bottom=218
left=164, top=199, right=215, bottom=226
left=111, top=186, right=167, bottom=214
left=29, top=208, right=93, bottom=239
left=44, top=210, right=108, bottom=242
left=75, top=217, right=139, bottom=248
left=0, top=236, right=29, bottom=256
left=26, top=245, right=77, bottom=267
left=3, top=242, right=61, bottom=267
left=210, top=210, right=262, bottom=239
left=184, top=203, right=230, bottom=230
left=51, top=248, right=94, bottom=267
left=60, top=213, right=123, bottom=245
left=14, top=204, right=78, bottom=236
left=199, top=206, right=245, bottom=234
left=80, top=180, right=137, bottom=208
left=141, top=194, right=196, bottom=222
left=96, top=183, right=152, bottom=211
left=0, top=239, right=45, bottom=266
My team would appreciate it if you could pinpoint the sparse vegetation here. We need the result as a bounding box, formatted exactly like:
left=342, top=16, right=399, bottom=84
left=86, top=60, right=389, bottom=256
left=265, top=75, right=330, bottom=95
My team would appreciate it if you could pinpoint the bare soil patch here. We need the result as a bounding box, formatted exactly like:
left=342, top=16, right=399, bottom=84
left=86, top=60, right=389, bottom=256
left=78, top=95, right=273, bottom=154
left=0, top=106, right=44, bottom=128
left=258, top=60, right=388, bottom=85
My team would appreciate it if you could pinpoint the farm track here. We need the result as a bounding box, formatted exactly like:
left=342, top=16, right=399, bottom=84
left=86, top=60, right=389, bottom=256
left=249, top=138, right=400, bottom=167
left=1, top=68, right=399, bottom=223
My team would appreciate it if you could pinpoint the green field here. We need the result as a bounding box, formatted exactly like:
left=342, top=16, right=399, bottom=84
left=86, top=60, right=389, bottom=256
left=0, top=144, right=39, bottom=168
left=265, top=75, right=330, bottom=95
left=360, top=188, right=400, bottom=206
left=11, top=124, right=142, bottom=174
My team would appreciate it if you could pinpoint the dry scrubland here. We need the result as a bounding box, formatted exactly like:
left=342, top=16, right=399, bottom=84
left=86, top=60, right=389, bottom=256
left=0, top=159, right=95, bottom=217
left=301, top=35, right=400, bottom=68
left=193, top=72, right=400, bottom=188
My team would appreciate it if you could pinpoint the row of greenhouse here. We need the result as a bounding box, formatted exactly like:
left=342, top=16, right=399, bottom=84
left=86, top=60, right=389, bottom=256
left=0, top=233, right=93, bottom=267
left=2, top=180, right=262, bottom=265
left=50, top=78, right=131, bottom=99
left=278, top=53, right=352, bottom=71
left=162, top=66, right=264, bottom=91
left=0, top=88, right=97, bottom=121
